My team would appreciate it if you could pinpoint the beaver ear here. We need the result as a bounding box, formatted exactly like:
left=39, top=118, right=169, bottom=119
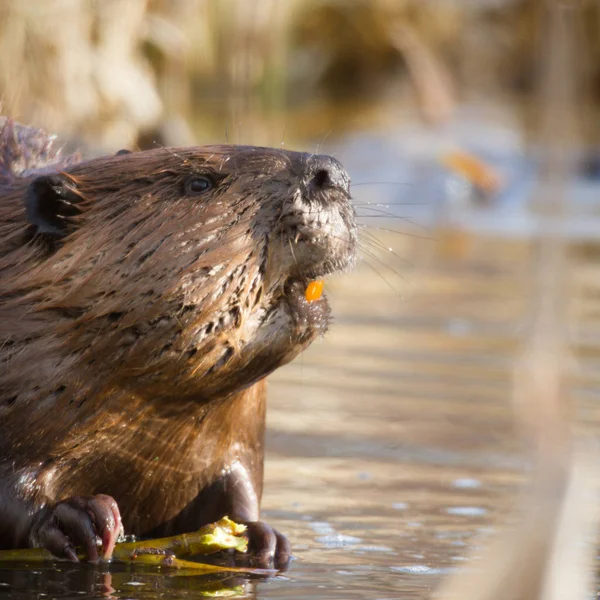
left=25, top=174, right=83, bottom=237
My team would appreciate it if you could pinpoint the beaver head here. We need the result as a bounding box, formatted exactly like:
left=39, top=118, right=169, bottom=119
left=1, top=144, right=356, bottom=408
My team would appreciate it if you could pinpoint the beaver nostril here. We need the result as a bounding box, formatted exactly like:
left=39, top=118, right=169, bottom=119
left=307, top=154, right=350, bottom=194
left=312, top=169, right=331, bottom=189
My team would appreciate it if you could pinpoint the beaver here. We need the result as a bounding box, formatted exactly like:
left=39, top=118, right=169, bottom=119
left=0, top=119, right=356, bottom=568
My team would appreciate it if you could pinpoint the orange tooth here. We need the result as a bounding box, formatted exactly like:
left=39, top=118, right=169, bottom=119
left=305, top=280, right=324, bottom=302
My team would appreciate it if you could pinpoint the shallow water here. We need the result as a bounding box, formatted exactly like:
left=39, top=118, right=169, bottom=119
left=2, top=112, right=599, bottom=599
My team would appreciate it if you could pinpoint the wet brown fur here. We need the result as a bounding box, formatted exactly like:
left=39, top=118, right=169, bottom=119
left=0, top=120, right=355, bottom=539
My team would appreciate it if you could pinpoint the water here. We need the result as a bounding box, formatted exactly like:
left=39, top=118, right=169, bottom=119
left=2, top=111, right=599, bottom=598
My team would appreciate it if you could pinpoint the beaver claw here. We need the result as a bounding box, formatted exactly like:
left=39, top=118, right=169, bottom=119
left=244, top=521, right=291, bottom=570
left=28, top=494, right=123, bottom=562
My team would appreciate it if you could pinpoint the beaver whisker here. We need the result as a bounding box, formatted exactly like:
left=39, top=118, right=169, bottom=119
left=353, top=201, right=425, bottom=205
left=359, top=254, right=405, bottom=295
left=358, top=226, right=414, bottom=266
left=311, top=226, right=412, bottom=290
left=358, top=223, right=434, bottom=241
left=359, top=245, right=410, bottom=287
left=355, top=204, right=422, bottom=219
left=350, top=181, right=413, bottom=188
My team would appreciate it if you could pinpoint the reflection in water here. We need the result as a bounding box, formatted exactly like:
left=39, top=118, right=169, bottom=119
left=0, top=561, right=254, bottom=599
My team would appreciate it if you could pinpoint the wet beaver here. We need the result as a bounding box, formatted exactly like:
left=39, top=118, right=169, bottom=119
left=0, top=119, right=356, bottom=567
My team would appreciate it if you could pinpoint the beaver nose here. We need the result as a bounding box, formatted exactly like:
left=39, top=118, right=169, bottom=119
left=306, top=154, right=350, bottom=194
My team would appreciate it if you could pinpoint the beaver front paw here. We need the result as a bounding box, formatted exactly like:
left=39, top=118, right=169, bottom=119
left=28, top=494, right=123, bottom=562
left=244, top=521, right=291, bottom=570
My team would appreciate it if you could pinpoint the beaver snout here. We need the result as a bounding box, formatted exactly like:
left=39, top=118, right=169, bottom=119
left=305, top=154, right=350, bottom=197
left=273, top=152, right=357, bottom=282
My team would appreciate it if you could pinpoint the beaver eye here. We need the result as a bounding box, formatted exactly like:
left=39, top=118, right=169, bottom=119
left=185, top=176, right=213, bottom=195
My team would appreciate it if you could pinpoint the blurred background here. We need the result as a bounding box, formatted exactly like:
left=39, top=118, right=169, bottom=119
left=1, top=1, right=599, bottom=599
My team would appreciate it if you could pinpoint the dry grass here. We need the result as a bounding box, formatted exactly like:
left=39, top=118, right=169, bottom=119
left=1, top=0, right=598, bottom=149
